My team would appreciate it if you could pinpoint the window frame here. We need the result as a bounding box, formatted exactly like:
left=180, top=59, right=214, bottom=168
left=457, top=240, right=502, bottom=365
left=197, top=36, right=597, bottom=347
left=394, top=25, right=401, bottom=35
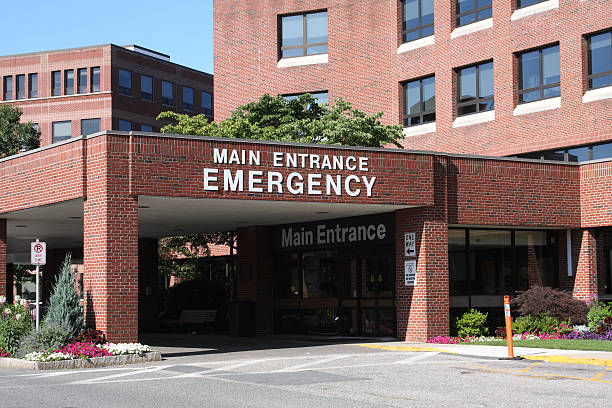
left=64, top=69, right=74, bottom=95
left=118, top=119, right=132, bottom=131
left=118, top=69, right=132, bottom=96
left=516, top=0, right=548, bottom=9
left=182, top=86, right=194, bottom=111
left=456, top=60, right=494, bottom=116
left=51, top=71, right=61, bottom=96
left=52, top=120, right=72, bottom=143
left=28, top=73, right=38, bottom=98
left=402, top=0, right=434, bottom=43
left=586, top=30, right=612, bottom=90
left=201, top=90, right=213, bottom=115
left=3, top=76, right=12, bottom=101
left=517, top=44, right=560, bottom=104
left=455, top=0, right=492, bottom=28
left=161, top=80, right=174, bottom=106
left=91, top=67, right=100, bottom=92
left=77, top=68, right=87, bottom=94
left=402, top=75, right=436, bottom=127
left=81, top=118, right=101, bottom=136
left=140, top=74, right=153, bottom=102
left=279, top=10, right=328, bottom=59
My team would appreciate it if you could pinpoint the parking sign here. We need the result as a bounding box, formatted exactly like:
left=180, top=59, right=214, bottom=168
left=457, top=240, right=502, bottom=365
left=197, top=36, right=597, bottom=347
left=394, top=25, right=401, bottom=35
left=31, top=241, right=46, bottom=265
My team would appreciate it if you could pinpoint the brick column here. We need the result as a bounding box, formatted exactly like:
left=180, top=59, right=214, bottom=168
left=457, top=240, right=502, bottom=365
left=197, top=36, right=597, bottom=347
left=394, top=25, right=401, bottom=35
left=573, top=229, right=598, bottom=302
left=0, top=219, right=7, bottom=299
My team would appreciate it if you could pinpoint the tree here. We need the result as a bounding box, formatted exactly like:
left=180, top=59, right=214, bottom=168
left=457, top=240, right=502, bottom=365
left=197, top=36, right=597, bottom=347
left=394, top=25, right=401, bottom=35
left=44, top=253, right=84, bottom=338
left=0, top=104, right=40, bottom=158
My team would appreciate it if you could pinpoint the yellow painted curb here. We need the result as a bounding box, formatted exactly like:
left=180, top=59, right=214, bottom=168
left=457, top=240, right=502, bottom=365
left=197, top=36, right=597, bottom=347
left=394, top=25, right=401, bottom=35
left=356, top=344, right=457, bottom=354
left=524, top=355, right=612, bottom=367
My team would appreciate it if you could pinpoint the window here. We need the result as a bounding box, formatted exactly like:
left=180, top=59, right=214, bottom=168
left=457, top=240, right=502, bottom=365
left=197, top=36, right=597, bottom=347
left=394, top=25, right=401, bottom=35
left=118, top=69, right=132, bottom=96
left=15, top=74, right=25, bottom=99
left=91, top=67, right=100, bottom=92
left=118, top=120, right=132, bottom=131
left=51, top=71, right=61, bottom=96
left=402, top=75, right=435, bottom=127
left=518, top=44, right=560, bottom=103
left=81, top=118, right=100, bottom=136
left=64, top=69, right=74, bottom=95
left=280, top=11, right=328, bottom=58
left=283, top=91, right=329, bottom=105
left=140, top=124, right=153, bottom=132
left=517, top=141, right=612, bottom=162
left=517, top=0, right=547, bottom=8
left=140, top=75, right=153, bottom=101
left=162, top=81, right=174, bottom=106
left=52, top=121, right=72, bottom=143
left=28, top=73, right=37, bottom=98
left=3, top=76, right=12, bottom=100
left=77, top=68, right=87, bottom=94
left=456, top=0, right=492, bottom=27
left=587, top=31, right=612, bottom=90
left=457, top=61, right=494, bottom=115
left=201, top=91, right=213, bottom=115
left=182, top=86, right=194, bottom=111
left=402, top=0, right=434, bottom=42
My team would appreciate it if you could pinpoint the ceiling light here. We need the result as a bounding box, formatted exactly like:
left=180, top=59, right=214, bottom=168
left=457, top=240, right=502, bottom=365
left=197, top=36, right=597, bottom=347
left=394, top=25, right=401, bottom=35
left=15, top=225, right=27, bottom=228
left=316, top=211, right=329, bottom=214
left=68, top=216, right=82, bottom=219
left=138, top=205, right=150, bottom=209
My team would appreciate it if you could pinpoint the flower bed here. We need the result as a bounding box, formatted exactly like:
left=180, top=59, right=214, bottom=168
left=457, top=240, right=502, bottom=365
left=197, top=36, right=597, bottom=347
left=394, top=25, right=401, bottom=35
left=22, top=342, right=151, bottom=362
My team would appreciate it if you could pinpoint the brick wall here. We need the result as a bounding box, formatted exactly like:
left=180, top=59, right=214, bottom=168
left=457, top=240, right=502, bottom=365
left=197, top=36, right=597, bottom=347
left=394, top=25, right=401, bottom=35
left=580, top=159, right=612, bottom=228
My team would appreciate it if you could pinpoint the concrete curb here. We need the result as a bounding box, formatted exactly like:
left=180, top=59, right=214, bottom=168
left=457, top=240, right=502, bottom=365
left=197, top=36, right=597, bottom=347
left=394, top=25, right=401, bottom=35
left=0, top=351, right=162, bottom=370
left=523, top=355, right=612, bottom=367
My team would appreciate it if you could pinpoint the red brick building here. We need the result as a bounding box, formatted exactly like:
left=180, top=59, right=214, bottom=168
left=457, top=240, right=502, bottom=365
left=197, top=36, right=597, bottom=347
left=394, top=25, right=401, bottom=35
left=0, top=44, right=213, bottom=146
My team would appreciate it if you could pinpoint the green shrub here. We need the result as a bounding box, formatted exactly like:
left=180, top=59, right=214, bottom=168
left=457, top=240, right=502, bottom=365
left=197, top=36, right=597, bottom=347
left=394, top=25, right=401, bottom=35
left=512, top=312, right=570, bottom=335
left=511, top=286, right=588, bottom=325
left=512, top=315, right=538, bottom=334
left=457, top=309, right=489, bottom=338
left=16, top=323, right=72, bottom=358
left=44, top=253, right=84, bottom=339
left=0, top=300, right=33, bottom=356
left=587, top=301, right=612, bottom=330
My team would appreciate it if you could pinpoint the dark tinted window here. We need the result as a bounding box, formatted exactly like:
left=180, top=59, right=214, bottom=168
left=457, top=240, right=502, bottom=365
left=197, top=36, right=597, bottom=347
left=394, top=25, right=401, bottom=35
left=162, top=81, right=174, bottom=106
left=518, top=44, right=560, bottom=103
left=592, top=142, right=612, bottom=161
left=403, top=76, right=435, bottom=127
left=280, top=11, right=328, bottom=58
left=16, top=74, right=25, bottom=99
left=118, top=120, right=132, bottom=131
left=587, top=31, right=612, bottom=89
left=182, top=86, right=194, bottom=111
left=456, top=0, right=492, bottom=27
left=201, top=91, right=213, bottom=115
left=91, top=67, right=100, bottom=92
left=457, top=61, right=494, bottom=115
left=402, top=0, right=434, bottom=42
left=52, top=121, right=72, bottom=143
left=118, top=69, right=132, bottom=96
left=517, top=0, right=546, bottom=7
left=283, top=91, right=328, bottom=105
left=52, top=71, right=61, bottom=96
left=64, top=69, right=74, bottom=95
left=3, top=76, right=12, bottom=100
left=140, top=124, right=153, bottom=132
left=141, top=75, right=153, bottom=101
left=28, top=73, right=37, bottom=98
left=77, top=68, right=87, bottom=94
left=81, top=118, right=101, bottom=136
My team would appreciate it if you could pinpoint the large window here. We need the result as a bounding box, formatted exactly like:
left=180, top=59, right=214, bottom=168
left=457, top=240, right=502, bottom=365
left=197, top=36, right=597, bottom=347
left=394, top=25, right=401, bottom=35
left=162, top=81, right=174, bottom=106
left=518, top=140, right=612, bottom=162
left=402, top=75, right=435, bottom=127
left=587, top=30, right=612, bottom=90
left=140, top=75, right=153, bottom=101
left=64, top=69, right=74, bottom=95
left=201, top=91, right=213, bottom=115
left=91, top=67, right=100, bottom=92
left=81, top=118, right=100, bottom=136
left=52, top=121, right=72, bottom=143
left=518, top=44, right=560, bottom=103
left=283, top=91, right=329, bottom=105
left=280, top=11, right=328, bottom=58
left=77, top=68, right=87, bottom=94
left=16, top=74, right=25, bottom=99
left=457, top=61, right=494, bottom=116
left=3, top=76, right=12, bottom=100
left=118, top=69, right=132, bottom=96
left=456, top=0, right=492, bottom=27
left=402, top=0, right=434, bottom=42
left=28, top=73, right=37, bottom=98
left=182, top=86, right=194, bottom=111
left=51, top=71, right=61, bottom=96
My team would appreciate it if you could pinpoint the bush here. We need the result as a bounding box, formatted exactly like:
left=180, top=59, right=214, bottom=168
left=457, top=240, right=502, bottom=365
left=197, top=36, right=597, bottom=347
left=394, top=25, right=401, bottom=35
left=44, top=253, right=84, bottom=339
left=456, top=309, right=489, bottom=338
left=16, top=323, right=72, bottom=358
left=511, top=286, right=588, bottom=325
left=75, top=328, right=106, bottom=344
left=0, top=297, right=33, bottom=356
left=587, top=301, right=612, bottom=330
left=512, top=312, right=571, bottom=335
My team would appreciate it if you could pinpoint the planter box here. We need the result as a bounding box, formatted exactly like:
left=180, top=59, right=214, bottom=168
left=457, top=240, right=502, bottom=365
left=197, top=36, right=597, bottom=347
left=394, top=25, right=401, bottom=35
left=0, top=351, right=162, bottom=370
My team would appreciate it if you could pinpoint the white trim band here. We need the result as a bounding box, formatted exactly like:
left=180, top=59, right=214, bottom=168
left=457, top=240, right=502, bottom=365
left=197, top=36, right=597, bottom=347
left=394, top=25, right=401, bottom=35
left=453, top=110, right=495, bottom=128
left=277, top=54, right=328, bottom=68
left=511, top=0, right=559, bottom=21
left=397, top=35, right=435, bottom=54
left=582, top=85, right=612, bottom=103
left=513, top=96, right=561, bottom=116
left=403, top=122, right=436, bottom=137
left=450, top=18, right=493, bottom=39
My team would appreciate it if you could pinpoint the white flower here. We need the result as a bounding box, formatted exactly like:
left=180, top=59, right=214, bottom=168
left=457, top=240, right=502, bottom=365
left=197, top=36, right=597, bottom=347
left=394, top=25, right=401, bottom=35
left=19, top=298, right=27, bottom=306
left=102, top=343, right=151, bottom=355
left=4, top=308, right=11, bottom=314
left=0, top=296, right=6, bottom=305
left=15, top=314, right=21, bottom=321
left=14, top=295, right=21, bottom=303
left=24, top=351, right=73, bottom=362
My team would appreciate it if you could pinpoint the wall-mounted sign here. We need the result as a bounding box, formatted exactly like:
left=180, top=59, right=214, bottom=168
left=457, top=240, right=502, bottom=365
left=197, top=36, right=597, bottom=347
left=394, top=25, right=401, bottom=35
left=404, top=232, right=416, bottom=257
left=204, top=148, right=377, bottom=197
left=404, top=260, right=417, bottom=286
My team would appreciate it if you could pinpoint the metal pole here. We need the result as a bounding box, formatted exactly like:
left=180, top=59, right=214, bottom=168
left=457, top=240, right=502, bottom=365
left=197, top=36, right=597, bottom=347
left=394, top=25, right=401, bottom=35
left=35, top=238, right=40, bottom=332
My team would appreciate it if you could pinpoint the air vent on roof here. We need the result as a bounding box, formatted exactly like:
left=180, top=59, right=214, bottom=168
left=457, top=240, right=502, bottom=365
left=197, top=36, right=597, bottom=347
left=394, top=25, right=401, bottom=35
left=122, top=45, right=170, bottom=62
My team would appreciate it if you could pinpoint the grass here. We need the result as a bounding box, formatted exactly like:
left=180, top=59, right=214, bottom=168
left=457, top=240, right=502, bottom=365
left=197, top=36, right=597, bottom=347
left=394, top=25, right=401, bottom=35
left=467, top=339, right=612, bottom=352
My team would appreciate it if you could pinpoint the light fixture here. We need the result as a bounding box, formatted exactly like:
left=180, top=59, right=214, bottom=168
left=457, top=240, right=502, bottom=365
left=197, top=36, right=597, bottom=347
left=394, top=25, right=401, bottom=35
left=316, top=211, right=329, bottom=214
left=138, top=205, right=150, bottom=209
left=236, top=221, right=249, bottom=224
left=68, top=216, right=82, bottom=219
left=15, top=225, right=27, bottom=228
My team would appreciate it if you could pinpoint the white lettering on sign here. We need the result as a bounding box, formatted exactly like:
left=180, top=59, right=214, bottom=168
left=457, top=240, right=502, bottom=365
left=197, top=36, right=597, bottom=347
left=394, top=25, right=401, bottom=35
left=281, top=223, right=386, bottom=248
left=205, top=148, right=376, bottom=197
left=405, top=232, right=416, bottom=257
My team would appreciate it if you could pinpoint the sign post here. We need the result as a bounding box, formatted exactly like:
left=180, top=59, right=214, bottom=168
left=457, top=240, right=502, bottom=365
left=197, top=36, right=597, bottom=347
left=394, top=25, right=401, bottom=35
left=30, top=239, right=46, bottom=331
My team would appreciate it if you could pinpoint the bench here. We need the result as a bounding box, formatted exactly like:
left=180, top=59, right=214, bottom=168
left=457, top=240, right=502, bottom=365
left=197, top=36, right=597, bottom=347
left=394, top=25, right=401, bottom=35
left=163, top=309, right=217, bottom=327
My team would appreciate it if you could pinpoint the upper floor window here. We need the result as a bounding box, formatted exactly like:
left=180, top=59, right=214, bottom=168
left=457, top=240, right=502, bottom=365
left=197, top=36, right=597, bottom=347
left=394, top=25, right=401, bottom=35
left=140, top=124, right=153, bottom=132
left=3, top=76, right=12, bottom=100
left=77, top=68, right=87, bottom=94
left=52, top=120, right=72, bottom=143
left=16, top=74, right=25, bottom=99
left=141, top=75, right=153, bottom=101
left=51, top=71, right=61, bottom=96
left=518, top=44, right=560, bottom=103
left=28, top=73, right=37, bottom=98
left=64, top=69, right=74, bottom=95
left=402, top=75, right=435, bottom=127
left=283, top=91, right=329, bottom=105
left=457, top=61, right=494, bottom=116
left=182, top=86, right=194, bottom=111
left=91, top=67, right=100, bottom=92
left=81, top=118, right=101, bottom=136
left=118, top=69, right=132, bottom=96
left=402, top=0, right=434, bottom=43
left=280, top=11, right=328, bottom=58
left=517, top=0, right=547, bottom=8
left=118, top=120, right=132, bottom=131
left=587, top=30, right=612, bottom=90
left=201, top=91, right=213, bottom=115
left=162, top=81, right=174, bottom=106
left=456, top=0, right=492, bottom=27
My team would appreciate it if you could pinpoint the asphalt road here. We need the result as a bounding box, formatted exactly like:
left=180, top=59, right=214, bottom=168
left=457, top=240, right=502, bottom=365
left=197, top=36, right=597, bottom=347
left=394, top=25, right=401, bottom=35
left=0, top=337, right=610, bottom=407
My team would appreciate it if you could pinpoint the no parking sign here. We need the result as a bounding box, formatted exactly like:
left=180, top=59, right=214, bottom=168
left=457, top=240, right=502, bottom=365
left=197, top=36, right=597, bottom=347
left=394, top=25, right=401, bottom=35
left=31, top=241, right=46, bottom=265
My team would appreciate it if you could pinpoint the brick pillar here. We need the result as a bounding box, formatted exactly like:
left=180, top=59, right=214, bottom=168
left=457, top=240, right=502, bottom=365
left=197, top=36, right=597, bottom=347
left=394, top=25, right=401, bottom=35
left=138, top=238, right=159, bottom=333
left=237, top=226, right=273, bottom=335
left=573, top=229, right=598, bottom=302
left=0, top=219, right=7, bottom=299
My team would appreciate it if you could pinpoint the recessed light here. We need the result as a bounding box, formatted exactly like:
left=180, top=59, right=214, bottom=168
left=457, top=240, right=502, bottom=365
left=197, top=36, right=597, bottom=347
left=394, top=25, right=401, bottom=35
left=68, top=216, right=82, bottom=219
left=138, top=205, right=150, bottom=209
left=316, top=211, right=329, bottom=214
left=15, top=225, right=27, bottom=228
left=236, top=221, right=249, bottom=224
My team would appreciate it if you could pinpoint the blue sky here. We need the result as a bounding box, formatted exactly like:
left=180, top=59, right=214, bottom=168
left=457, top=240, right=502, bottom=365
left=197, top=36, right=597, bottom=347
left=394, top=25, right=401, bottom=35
left=1, top=0, right=214, bottom=73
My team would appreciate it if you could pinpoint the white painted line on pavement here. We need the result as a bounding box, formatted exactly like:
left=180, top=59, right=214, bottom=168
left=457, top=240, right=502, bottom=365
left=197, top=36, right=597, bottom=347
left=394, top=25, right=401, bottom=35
left=397, top=352, right=439, bottom=364
left=273, top=355, right=348, bottom=372
left=70, top=365, right=170, bottom=384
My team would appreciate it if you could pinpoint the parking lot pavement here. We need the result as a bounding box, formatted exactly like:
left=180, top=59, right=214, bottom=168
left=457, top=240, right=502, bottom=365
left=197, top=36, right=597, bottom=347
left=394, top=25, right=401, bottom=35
left=0, top=338, right=611, bottom=407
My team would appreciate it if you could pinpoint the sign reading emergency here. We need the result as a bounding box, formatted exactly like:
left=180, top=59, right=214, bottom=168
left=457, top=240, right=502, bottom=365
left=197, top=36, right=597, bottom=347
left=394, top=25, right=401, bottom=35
left=204, top=148, right=377, bottom=197
left=404, top=232, right=416, bottom=257
left=30, top=241, right=46, bottom=265
left=404, top=260, right=416, bottom=286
